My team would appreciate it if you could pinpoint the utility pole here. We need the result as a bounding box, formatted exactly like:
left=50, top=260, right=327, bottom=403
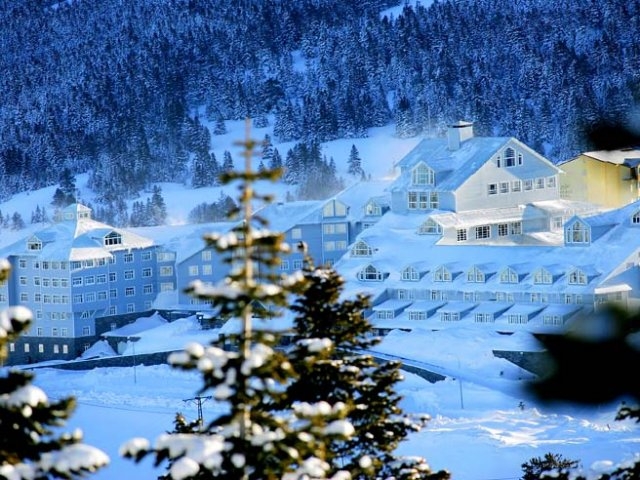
left=183, top=395, right=212, bottom=430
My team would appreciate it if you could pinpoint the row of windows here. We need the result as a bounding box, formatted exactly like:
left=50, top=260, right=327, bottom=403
left=324, top=240, right=348, bottom=251
left=280, top=260, right=304, bottom=271
left=379, top=308, right=569, bottom=326
left=358, top=263, right=595, bottom=286
left=11, top=342, right=70, bottom=355
left=407, top=191, right=439, bottom=210
left=487, top=176, right=556, bottom=196
left=189, top=265, right=213, bottom=276
left=456, top=222, right=522, bottom=242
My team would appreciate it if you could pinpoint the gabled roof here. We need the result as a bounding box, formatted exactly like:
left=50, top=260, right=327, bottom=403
left=566, top=149, right=640, bottom=167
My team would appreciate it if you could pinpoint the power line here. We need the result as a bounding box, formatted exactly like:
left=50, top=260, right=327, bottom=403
left=183, top=395, right=213, bottom=430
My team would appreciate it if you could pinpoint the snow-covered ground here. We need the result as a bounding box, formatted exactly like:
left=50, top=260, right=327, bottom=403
left=32, top=315, right=639, bottom=480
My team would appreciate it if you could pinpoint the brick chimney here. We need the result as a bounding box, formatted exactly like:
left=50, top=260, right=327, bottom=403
left=447, top=121, right=474, bottom=150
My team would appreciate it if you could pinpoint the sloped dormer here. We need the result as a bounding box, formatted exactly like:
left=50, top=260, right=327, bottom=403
left=351, top=240, right=374, bottom=257
left=411, top=162, right=435, bottom=186
left=357, top=264, right=386, bottom=282
left=564, top=217, right=591, bottom=245
left=54, top=203, right=92, bottom=222
left=323, top=199, right=348, bottom=218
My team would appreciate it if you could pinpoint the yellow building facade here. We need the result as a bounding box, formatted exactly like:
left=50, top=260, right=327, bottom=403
left=559, top=149, right=640, bottom=208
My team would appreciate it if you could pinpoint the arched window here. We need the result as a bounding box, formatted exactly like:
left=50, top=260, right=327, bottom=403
left=351, top=241, right=373, bottom=257
left=504, top=147, right=516, bottom=167
left=104, top=232, right=122, bottom=246
left=358, top=265, right=383, bottom=281
left=418, top=219, right=442, bottom=235
left=632, top=211, right=640, bottom=224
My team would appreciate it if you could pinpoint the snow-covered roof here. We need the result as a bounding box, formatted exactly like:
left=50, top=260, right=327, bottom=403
left=0, top=203, right=155, bottom=261
left=567, top=149, right=640, bottom=166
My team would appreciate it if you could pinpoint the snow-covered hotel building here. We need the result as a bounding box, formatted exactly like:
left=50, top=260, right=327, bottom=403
left=0, top=204, right=176, bottom=364
left=2, top=122, right=640, bottom=364
left=335, top=122, right=640, bottom=336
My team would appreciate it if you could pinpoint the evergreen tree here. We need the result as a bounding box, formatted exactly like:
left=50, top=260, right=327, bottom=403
left=10, top=212, right=24, bottom=230
left=269, top=148, right=283, bottom=171
left=148, top=185, right=168, bottom=226
left=281, top=255, right=450, bottom=479
left=347, top=144, right=364, bottom=178
left=213, top=117, right=227, bottom=135
left=122, top=123, right=356, bottom=479
left=0, top=262, right=109, bottom=478
left=260, top=134, right=274, bottom=168
left=520, top=453, right=580, bottom=480
left=221, top=150, right=234, bottom=172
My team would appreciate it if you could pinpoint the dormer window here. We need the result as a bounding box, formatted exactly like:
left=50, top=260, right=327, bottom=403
left=357, top=265, right=383, bottom=281
left=104, top=232, right=122, bottom=246
left=632, top=211, right=640, bottom=225
left=533, top=268, right=552, bottom=285
left=434, top=266, right=452, bottom=282
left=365, top=202, right=381, bottom=216
left=568, top=269, right=587, bottom=285
left=27, top=238, right=42, bottom=251
left=401, top=266, right=419, bottom=281
left=351, top=241, right=373, bottom=257
left=418, top=218, right=442, bottom=235
left=565, top=219, right=590, bottom=244
left=466, top=266, right=485, bottom=283
left=499, top=267, right=518, bottom=284
left=411, top=163, right=434, bottom=186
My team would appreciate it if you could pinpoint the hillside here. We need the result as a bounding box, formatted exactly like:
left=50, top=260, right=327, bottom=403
left=0, top=0, right=637, bottom=213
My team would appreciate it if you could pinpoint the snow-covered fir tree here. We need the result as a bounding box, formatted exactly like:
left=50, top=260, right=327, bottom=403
left=280, top=255, right=450, bottom=480
left=0, top=261, right=109, bottom=479
left=346, top=144, right=364, bottom=178
left=121, top=123, right=356, bottom=480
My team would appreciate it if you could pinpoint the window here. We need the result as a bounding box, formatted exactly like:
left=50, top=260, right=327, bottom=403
left=18, top=259, right=26, bottom=268
left=633, top=212, right=640, bottom=224
left=84, top=292, right=95, bottom=302
left=188, top=266, right=199, bottom=276
left=533, top=269, right=552, bottom=284
left=85, top=276, right=95, bottom=285
left=535, top=177, right=545, bottom=189
left=34, top=293, right=42, bottom=302
left=109, top=272, right=117, bottom=282
left=127, top=303, right=135, bottom=313
left=409, top=311, right=427, bottom=321
left=351, top=241, right=373, bottom=257
left=456, top=229, right=467, bottom=242
left=512, top=180, right=522, bottom=192
left=335, top=240, right=347, bottom=250
left=293, top=260, right=303, bottom=270
left=110, top=289, right=117, bottom=299
left=52, top=278, right=59, bottom=287
left=142, top=251, right=152, bottom=261
left=157, top=252, right=175, bottom=262
left=568, top=270, right=587, bottom=285
left=365, top=202, right=381, bottom=216
left=34, top=277, right=41, bottom=286
left=499, top=182, right=509, bottom=194
left=434, top=266, right=451, bottom=282
left=418, top=219, right=442, bottom=235
left=27, top=238, right=42, bottom=250
left=142, top=268, right=152, bottom=278
left=98, top=291, right=107, bottom=300
left=71, top=261, right=82, bottom=270
left=402, top=267, right=419, bottom=281
left=412, top=163, right=435, bottom=185
left=82, top=326, right=90, bottom=336
left=20, top=293, right=28, bottom=302
left=466, top=267, right=484, bottom=283
left=475, top=313, right=493, bottom=323
left=202, top=265, right=212, bottom=275
left=124, top=253, right=134, bottom=263
left=109, top=306, right=117, bottom=315
left=125, top=287, right=135, bottom=297
left=324, top=241, right=336, bottom=251
left=500, top=269, right=518, bottom=284
left=498, top=224, right=508, bottom=236
left=547, top=176, right=557, bottom=188
left=323, top=200, right=346, bottom=218
left=24, top=343, right=30, bottom=353
left=160, top=266, right=173, bottom=276
left=280, top=260, right=289, bottom=271
left=566, top=221, right=590, bottom=244
left=291, top=228, right=302, bottom=239
left=42, top=278, right=50, bottom=287
left=358, top=265, right=383, bottom=281
left=487, top=184, right=497, bottom=195
left=38, top=344, right=44, bottom=353
left=104, top=232, right=122, bottom=246
left=510, top=222, right=522, bottom=235
left=524, top=179, right=533, bottom=190
left=19, top=276, right=27, bottom=286
left=508, top=314, right=527, bottom=324
left=36, top=327, right=43, bottom=336
left=475, top=225, right=491, bottom=239
left=504, top=147, right=516, bottom=167
left=201, top=250, right=212, bottom=261
left=323, top=223, right=347, bottom=234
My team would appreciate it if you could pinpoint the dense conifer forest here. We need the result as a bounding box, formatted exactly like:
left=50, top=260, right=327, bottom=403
left=1, top=0, right=638, bottom=210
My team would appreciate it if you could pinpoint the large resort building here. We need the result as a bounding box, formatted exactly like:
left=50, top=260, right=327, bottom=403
left=2, top=122, right=639, bottom=364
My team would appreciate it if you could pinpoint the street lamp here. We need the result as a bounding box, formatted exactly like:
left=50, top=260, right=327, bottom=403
left=127, top=336, right=141, bottom=384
